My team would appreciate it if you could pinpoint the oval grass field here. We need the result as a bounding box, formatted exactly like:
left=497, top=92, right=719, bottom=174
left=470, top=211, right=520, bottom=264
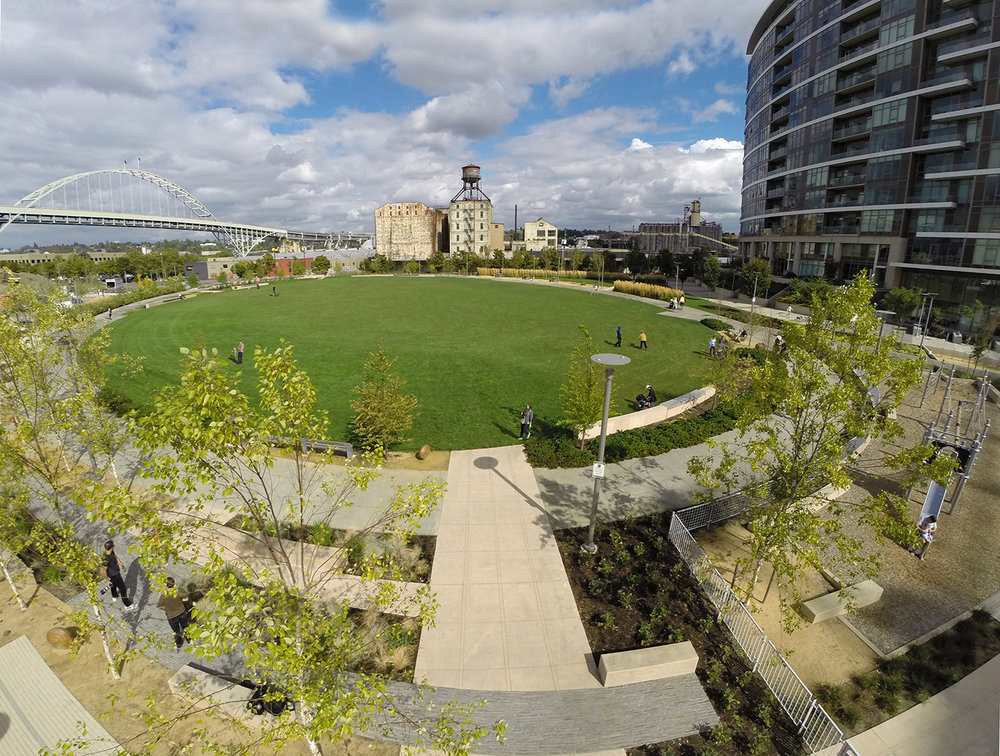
left=103, top=276, right=715, bottom=451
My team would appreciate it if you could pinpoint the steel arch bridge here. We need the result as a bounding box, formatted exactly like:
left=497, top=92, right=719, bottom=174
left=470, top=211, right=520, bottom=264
left=0, top=169, right=371, bottom=256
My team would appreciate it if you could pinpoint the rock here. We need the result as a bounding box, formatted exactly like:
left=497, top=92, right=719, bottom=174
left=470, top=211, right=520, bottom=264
left=46, top=627, right=77, bottom=648
left=416, top=444, right=431, bottom=460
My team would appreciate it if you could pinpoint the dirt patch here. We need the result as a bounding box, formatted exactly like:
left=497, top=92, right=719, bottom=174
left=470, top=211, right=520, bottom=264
left=0, top=576, right=398, bottom=756
left=554, top=516, right=806, bottom=755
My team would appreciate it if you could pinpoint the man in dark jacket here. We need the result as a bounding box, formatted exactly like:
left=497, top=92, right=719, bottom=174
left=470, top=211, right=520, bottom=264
left=102, top=540, right=134, bottom=611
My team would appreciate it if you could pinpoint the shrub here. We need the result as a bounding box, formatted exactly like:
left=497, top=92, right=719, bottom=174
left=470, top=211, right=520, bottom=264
left=700, top=317, right=730, bottom=332
left=78, top=279, right=186, bottom=317
left=96, top=386, right=141, bottom=417
left=611, top=280, right=683, bottom=302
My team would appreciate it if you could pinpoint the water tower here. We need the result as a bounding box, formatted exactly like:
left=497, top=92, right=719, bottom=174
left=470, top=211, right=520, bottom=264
left=451, top=164, right=491, bottom=202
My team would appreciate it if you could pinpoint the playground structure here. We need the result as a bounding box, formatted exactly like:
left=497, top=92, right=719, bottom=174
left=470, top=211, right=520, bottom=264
left=909, top=369, right=993, bottom=556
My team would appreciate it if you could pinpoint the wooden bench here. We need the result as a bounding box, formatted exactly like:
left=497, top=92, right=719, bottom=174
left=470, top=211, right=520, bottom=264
left=597, top=642, right=699, bottom=687
left=269, top=436, right=354, bottom=459
left=800, top=580, right=883, bottom=624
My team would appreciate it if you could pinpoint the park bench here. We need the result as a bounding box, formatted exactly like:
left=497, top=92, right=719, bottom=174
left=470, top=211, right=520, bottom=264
left=597, top=642, right=699, bottom=686
left=269, top=436, right=354, bottom=459
left=799, top=580, right=883, bottom=624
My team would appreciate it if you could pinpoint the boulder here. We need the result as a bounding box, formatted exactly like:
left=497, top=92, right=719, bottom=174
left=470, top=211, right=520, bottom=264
left=416, top=444, right=431, bottom=460
left=46, top=627, right=78, bottom=648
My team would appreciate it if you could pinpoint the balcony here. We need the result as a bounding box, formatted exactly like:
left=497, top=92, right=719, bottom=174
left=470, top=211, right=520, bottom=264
left=766, top=186, right=786, bottom=198
left=823, top=223, right=861, bottom=234
left=839, top=39, right=878, bottom=61
left=826, top=195, right=864, bottom=207
left=835, top=90, right=876, bottom=110
left=836, top=69, right=876, bottom=93
left=840, top=16, right=880, bottom=44
left=772, top=81, right=793, bottom=98
left=775, top=24, right=795, bottom=46
left=773, top=61, right=794, bottom=81
left=771, top=103, right=791, bottom=120
left=926, top=17, right=979, bottom=39
left=832, top=119, right=872, bottom=140
left=829, top=171, right=867, bottom=187
left=769, top=145, right=788, bottom=160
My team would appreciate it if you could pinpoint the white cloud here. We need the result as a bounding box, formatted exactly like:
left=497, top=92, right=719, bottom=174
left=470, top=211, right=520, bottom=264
left=667, top=53, right=697, bottom=77
left=626, top=138, right=653, bottom=152
left=689, top=98, right=741, bottom=123
left=0, top=0, right=764, bottom=248
left=714, top=81, right=744, bottom=95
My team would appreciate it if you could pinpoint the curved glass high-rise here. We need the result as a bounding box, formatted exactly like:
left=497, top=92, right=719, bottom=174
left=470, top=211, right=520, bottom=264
left=740, top=0, right=999, bottom=318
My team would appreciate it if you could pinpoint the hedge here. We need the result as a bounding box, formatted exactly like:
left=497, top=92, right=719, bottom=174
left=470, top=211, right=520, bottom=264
left=524, top=401, right=744, bottom=468
left=78, top=280, right=186, bottom=317
left=612, top=280, right=684, bottom=302
left=700, top=318, right=730, bottom=332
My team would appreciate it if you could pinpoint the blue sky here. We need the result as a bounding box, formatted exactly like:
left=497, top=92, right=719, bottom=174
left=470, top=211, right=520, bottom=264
left=0, top=0, right=770, bottom=248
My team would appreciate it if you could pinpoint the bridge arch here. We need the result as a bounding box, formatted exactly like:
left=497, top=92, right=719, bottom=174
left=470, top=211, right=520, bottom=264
left=4, top=169, right=279, bottom=255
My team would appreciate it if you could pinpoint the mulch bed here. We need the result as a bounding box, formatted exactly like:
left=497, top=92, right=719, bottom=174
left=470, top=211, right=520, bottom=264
left=554, top=513, right=806, bottom=755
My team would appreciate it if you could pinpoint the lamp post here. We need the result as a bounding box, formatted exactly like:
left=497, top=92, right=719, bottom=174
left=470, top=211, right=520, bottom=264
left=582, top=353, right=631, bottom=554
left=875, top=310, right=895, bottom=353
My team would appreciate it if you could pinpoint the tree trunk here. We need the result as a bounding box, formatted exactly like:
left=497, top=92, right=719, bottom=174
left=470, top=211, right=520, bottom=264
left=94, top=606, right=121, bottom=680
left=1, top=560, right=26, bottom=611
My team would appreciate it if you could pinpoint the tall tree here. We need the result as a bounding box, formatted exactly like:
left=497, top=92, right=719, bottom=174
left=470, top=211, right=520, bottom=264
left=350, top=346, right=419, bottom=452
left=688, top=275, right=954, bottom=629
left=559, top=326, right=609, bottom=448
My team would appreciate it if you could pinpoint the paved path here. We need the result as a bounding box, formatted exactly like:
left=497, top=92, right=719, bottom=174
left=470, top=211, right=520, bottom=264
left=414, top=445, right=599, bottom=691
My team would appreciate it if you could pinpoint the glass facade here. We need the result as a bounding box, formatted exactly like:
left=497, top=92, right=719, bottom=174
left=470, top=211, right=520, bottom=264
left=740, top=0, right=1000, bottom=312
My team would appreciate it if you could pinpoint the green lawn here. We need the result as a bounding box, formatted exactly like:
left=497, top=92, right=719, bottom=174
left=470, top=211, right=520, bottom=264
left=103, top=277, right=714, bottom=451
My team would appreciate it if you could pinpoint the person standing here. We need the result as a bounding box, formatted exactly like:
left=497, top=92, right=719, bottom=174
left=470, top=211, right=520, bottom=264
left=709, top=337, right=717, bottom=356
left=679, top=294, right=685, bottom=309
left=646, top=385, right=657, bottom=405
left=237, top=341, right=244, bottom=364
left=639, top=330, right=648, bottom=349
left=156, top=577, right=191, bottom=649
left=107, top=307, right=112, bottom=320
left=519, top=404, right=533, bottom=440
left=102, top=540, right=134, bottom=611
left=615, top=325, right=622, bottom=347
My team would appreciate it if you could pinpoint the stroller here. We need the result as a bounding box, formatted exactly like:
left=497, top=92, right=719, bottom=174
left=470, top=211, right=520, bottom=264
left=636, top=393, right=652, bottom=410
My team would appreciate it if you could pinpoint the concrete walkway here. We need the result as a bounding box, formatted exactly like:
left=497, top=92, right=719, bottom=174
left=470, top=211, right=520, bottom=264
left=414, top=445, right=600, bottom=691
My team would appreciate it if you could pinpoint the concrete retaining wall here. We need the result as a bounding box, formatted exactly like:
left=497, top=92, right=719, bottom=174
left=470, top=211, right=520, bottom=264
left=581, top=385, right=716, bottom=442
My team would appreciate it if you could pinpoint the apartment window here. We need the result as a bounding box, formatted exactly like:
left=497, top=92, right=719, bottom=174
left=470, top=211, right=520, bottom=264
left=806, top=167, right=828, bottom=186
left=971, top=240, right=1000, bottom=267
left=978, top=207, right=1000, bottom=233
left=861, top=210, right=897, bottom=233
left=873, top=100, right=907, bottom=127
left=913, top=209, right=944, bottom=232
left=879, top=16, right=914, bottom=45
left=881, top=0, right=916, bottom=17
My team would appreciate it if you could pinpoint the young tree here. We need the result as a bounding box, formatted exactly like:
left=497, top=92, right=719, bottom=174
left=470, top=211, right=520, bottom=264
left=653, top=249, right=676, bottom=278
left=559, top=326, right=609, bottom=448
left=688, top=274, right=952, bottom=629
left=311, top=255, right=331, bottom=275
left=403, top=260, right=420, bottom=275
left=426, top=251, right=445, bottom=273
left=127, top=344, right=495, bottom=754
left=882, top=287, right=922, bottom=321
left=740, top=257, right=771, bottom=299
left=491, top=250, right=506, bottom=269
left=624, top=249, right=647, bottom=276
left=701, top=254, right=722, bottom=291
left=291, top=259, right=307, bottom=276
left=350, top=346, right=419, bottom=452
left=260, top=252, right=277, bottom=276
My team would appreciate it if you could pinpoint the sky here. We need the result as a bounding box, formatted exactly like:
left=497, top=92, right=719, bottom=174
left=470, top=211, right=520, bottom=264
left=0, top=0, right=770, bottom=248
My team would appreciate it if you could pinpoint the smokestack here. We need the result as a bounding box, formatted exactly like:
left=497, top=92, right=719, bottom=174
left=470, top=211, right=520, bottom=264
left=514, top=204, right=518, bottom=233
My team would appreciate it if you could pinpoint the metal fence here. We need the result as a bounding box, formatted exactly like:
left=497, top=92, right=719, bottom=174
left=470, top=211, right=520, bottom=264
left=668, top=514, right=852, bottom=754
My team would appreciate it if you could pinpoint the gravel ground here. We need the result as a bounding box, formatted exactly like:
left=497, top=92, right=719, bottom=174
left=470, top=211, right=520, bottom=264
left=836, top=378, right=1000, bottom=655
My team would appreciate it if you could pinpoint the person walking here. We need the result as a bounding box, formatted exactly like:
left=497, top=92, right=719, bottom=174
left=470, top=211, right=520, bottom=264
left=679, top=294, right=685, bottom=309
left=639, top=330, right=648, bottom=349
left=237, top=341, right=244, bottom=365
left=519, top=404, right=533, bottom=440
left=107, top=307, right=113, bottom=320
left=615, top=325, right=622, bottom=347
left=102, top=540, right=134, bottom=611
left=709, top=336, right=717, bottom=356
left=156, top=577, right=191, bottom=649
